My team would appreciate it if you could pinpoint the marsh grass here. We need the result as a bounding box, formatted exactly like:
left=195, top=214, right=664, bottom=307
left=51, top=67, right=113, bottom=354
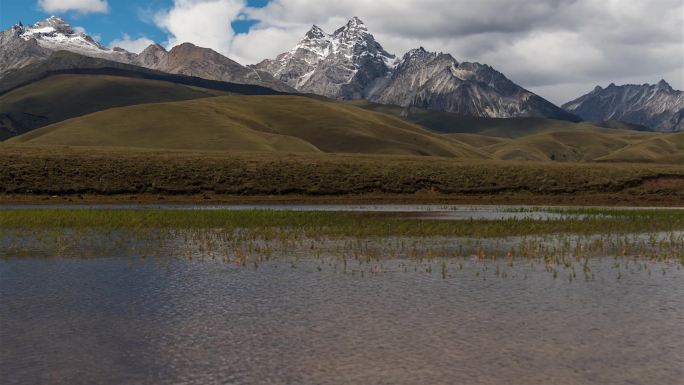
left=0, top=208, right=682, bottom=236
left=0, top=208, right=682, bottom=272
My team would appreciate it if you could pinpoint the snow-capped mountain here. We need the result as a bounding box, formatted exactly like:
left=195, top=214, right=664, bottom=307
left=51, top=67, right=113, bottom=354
left=15, top=16, right=134, bottom=64
left=0, top=22, right=52, bottom=76
left=252, top=17, right=395, bottom=99
left=563, top=81, right=684, bottom=132
left=253, top=18, right=575, bottom=120
left=0, top=16, right=292, bottom=92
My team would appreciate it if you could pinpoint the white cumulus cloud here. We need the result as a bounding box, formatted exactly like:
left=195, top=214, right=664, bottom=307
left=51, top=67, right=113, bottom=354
left=142, top=0, right=683, bottom=103
left=154, top=0, right=245, bottom=56
left=109, top=34, right=155, bottom=54
left=38, top=0, right=109, bottom=14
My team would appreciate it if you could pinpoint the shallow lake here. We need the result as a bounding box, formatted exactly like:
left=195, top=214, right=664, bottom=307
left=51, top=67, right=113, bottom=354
left=1, top=206, right=683, bottom=384
left=1, top=254, right=682, bottom=385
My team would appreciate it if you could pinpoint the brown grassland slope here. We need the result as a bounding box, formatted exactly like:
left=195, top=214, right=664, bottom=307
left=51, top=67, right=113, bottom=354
left=597, top=132, right=684, bottom=164
left=478, top=127, right=665, bottom=162
left=8, top=95, right=485, bottom=158
left=0, top=74, right=227, bottom=139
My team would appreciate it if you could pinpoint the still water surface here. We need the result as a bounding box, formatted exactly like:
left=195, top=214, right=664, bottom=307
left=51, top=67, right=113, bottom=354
left=0, top=204, right=606, bottom=220
left=1, top=254, right=682, bottom=385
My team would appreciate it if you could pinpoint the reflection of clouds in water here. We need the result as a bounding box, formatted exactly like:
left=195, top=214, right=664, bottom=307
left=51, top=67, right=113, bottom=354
left=1, top=256, right=683, bottom=384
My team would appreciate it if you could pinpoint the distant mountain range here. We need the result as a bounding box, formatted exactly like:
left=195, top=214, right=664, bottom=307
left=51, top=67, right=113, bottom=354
left=1, top=16, right=682, bottom=132
left=252, top=17, right=576, bottom=121
left=563, top=81, right=684, bottom=132
left=0, top=16, right=292, bottom=92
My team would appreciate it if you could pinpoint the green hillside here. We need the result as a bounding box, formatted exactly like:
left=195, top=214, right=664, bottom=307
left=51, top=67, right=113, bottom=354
left=0, top=74, right=227, bottom=139
left=9, top=95, right=486, bottom=158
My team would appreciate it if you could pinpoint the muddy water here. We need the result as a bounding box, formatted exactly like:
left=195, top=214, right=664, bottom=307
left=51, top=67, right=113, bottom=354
left=1, top=254, right=682, bottom=385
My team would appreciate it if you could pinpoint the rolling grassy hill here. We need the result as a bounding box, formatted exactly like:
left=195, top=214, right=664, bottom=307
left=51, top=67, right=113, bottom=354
left=351, top=100, right=682, bottom=163
left=1, top=61, right=680, bottom=164
left=8, top=95, right=486, bottom=158
left=477, top=127, right=662, bottom=162
left=443, top=127, right=679, bottom=163
left=597, top=132, right=684, bottom=164
left=0, top=74, right=228, bottom=139
left=6, top=92, right=680, bottom=163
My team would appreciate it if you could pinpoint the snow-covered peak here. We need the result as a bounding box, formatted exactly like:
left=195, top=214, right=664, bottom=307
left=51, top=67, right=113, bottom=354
left=305, top=25, right=327, bottom=40
left=403, top=47, right=434, bottom=61
left=333, top=17, right=372, bottom=43
left=13, top=16, right=137, bottom=64
left=287, top=17, right=394, bottom=66
left=32, top=16, right=75, bottom=35
left=334, top=16, right=368, bottom=35
left=19, top=16, right=106, bottom=53
left=252, top=17, right=395, bottom=97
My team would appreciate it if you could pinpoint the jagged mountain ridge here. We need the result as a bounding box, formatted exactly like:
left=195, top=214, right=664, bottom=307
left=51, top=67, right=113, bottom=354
left=372, top=48, right=574, bottom=119
left=252, top=17, right=395, bottom=99
left=562, top=81, right=684, bottom=132
left=0, top=16, right=292, bottom=92
left=253, top=18, right=576, bottom=120
left=134, top=43, right=293, bottom=92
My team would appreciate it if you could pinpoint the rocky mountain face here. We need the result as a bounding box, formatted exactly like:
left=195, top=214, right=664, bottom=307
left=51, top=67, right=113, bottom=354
left=1, top=16, right=135, bottom=74
left=135, top=43, right=293, bottom=92
left=253, top=18, right=575, bottom=120
left=0, top=21, right=53, bottom=75
left=562, top=81, right=684, bottom=132
left=372, top=48, right=574, bottom=119
left=0, top=16, right=292, bottom=92
left=253, top=17, right=394, bottom=99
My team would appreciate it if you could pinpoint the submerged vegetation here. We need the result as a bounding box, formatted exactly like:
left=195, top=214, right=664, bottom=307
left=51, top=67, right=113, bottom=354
left=0, top=208, right=682, bottom=268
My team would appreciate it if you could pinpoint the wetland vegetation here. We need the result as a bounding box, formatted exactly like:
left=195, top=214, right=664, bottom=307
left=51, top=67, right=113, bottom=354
left=2, top=205, right=683, bottom=385
left=1, top=207, right=682, bottom=265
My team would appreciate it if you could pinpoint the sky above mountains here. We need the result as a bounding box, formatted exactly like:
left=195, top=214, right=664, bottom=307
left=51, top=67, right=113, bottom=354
left=1, top=0, right=682, bottom=104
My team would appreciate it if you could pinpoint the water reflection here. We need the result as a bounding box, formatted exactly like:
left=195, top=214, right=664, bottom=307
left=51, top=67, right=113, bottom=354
left=0, top=204, right=599, bottom=221
left=1, top=254, right=683, bottom=385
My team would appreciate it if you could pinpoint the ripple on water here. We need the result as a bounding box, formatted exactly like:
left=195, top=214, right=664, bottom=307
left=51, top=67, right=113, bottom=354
left=1, top=255, right=683, bottom=385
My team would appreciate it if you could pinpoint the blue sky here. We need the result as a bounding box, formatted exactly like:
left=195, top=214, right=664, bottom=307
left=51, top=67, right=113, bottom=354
left=0, top=0, right=267, bottom=46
